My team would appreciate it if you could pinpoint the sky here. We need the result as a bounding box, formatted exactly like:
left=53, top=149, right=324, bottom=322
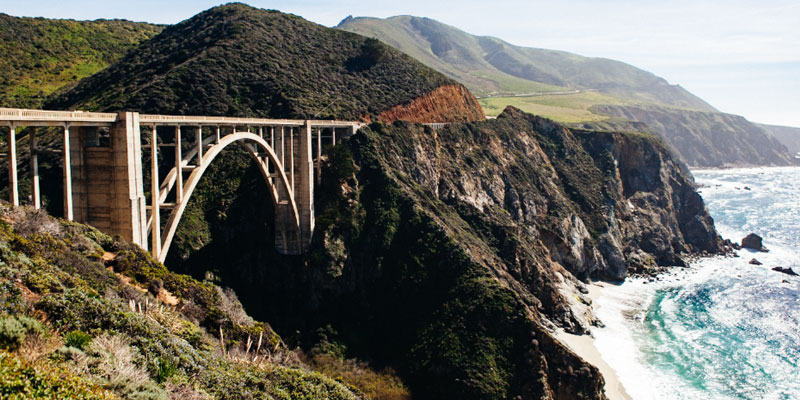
left=2, top=0, right=798, bottom=127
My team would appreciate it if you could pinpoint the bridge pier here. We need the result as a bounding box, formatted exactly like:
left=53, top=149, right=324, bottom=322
left=2, top=107, right=363, bottom=261
left=70, top=112, right=147, bottom=248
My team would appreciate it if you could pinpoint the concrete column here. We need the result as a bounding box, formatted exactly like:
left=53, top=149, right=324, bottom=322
left=107, top=112, right=147, bottom=248
left=195, top=126, right=203, bottom=167
left=215, top=126, right=221, bottom=144
left=68, top=126, right=86, bottom=222
left=8, top=124, right=18, bottom=206
left=62, top=126, right=74, bottom=220
left=290, top=127, right=295, bottom=193
left=279, top=127, right=285, bottom=169
left=30, top=127, right=40, bottom=209
left=175, top=126, right=182, bottom=203
left=316, top=127, right=322, bottom=183
left=150, top=125, right=161, bottom=259
left=296, top=120, right=315, bottom=250
left=332, top=128, right=336, bottom=147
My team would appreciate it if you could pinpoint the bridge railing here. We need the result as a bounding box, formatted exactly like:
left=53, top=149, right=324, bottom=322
left=1, top=107, right=365, bottom=260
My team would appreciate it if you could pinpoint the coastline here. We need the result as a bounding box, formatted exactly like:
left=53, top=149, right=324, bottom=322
left=555, top=282, right=632, bottom=400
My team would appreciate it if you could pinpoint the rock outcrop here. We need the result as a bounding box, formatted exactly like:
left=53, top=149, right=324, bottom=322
left=742, top=233, right=769, bottom=252
left=377, top=84, right=485, bottom=123
left=235, top=107, right=721, bottom=399
left=592, top=104, right=798, bottom=167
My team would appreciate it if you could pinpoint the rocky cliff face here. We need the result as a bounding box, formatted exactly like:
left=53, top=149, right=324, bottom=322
left=592, top=104, right=798, bottom=167
left=378, top=84, right=485, bottom=123
left=190, top=107, right=723, bottom=400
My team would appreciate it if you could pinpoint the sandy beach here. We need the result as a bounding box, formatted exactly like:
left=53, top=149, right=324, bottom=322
left=555, top=282, right=632, bottom=400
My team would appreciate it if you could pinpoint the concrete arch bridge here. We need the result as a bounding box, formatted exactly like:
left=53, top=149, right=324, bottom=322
left=0, top=108, right=362, bottom=262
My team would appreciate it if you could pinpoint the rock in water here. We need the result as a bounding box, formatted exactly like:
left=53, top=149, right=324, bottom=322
left=749, top=258, right=763, bottom=265
left=772, top=267, right=798, bottom=276
left=741, top=233, right=769, bottom=252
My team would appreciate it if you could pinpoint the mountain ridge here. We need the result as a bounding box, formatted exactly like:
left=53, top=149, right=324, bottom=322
left=337, top=15, right=715, bottom=111
left=337, top=14, right=798, bottom=168
left=0, top=13, right=162, bottom=108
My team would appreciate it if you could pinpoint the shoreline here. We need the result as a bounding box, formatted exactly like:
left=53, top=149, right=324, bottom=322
left=554, top=282, right=632, bottom=400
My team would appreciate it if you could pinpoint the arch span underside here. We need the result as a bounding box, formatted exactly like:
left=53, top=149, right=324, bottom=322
left=1, top=108, right=362, bottom=263
left=152, top=131, right=302, bottom=263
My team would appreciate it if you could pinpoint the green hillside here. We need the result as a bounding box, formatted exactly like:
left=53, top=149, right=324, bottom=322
left=0, top=13, right=162, bottom=109
left=337, top=15, right=798, bottom=167
left=337, top=15, right=714, bottom=111
left=0, top=202, right=418, bottom=399
left=47, top=5, right=467, bottom=121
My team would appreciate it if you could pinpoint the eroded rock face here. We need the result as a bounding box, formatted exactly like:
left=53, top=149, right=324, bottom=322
left=377, top=83, right=486, bottom=123
left=302, top=107, right=722, bottom=399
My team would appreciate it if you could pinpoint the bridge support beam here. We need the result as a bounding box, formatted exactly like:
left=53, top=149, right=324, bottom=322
left=7, top=123, right=18, bottom=207
left=76, top=112, right=147, bottom=248
left=296, top=121, right=314, bottom=250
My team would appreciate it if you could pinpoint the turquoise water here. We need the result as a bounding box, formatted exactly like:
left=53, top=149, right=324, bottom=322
left=593, top=167, right=800, bottom=400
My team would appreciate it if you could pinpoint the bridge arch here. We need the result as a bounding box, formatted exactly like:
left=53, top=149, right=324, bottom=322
left=157, top=131, right=302, bottom=263
left=1, top=108, right=363, bottom=262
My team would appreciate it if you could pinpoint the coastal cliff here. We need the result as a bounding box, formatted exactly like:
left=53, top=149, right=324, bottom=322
left=183, top=107, right=722, bottom=399
left=591, top=104, right=797, bottom=167
left=1, top=4, right=725, bottom=399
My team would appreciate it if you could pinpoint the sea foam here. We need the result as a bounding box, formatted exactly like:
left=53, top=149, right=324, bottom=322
left=593, top=167, right=800, bottom=400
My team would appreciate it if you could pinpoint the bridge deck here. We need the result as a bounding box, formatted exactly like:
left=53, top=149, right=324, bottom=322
left=0, top=108, right=363, bottom=129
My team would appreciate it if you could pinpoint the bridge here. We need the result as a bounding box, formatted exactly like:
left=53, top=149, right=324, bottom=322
left=0, top=108, right=363, bottom=262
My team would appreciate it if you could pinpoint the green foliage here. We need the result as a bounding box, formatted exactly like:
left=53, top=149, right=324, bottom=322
left=0, top=13, right=162, bottom=108
left=48, top=3, right=454, bottom=120
left=0, top=281, right=26, bottom=315
left=0, top=351, right=113, bottom=399
left=0, top=205, right=361, bottom=399
left=0, top=317, right=26, bottom=351
left=64, top=330, right=93, bottom=350
left=154, top=357, right=177, bottom=384
left=338, top=15, right=714, bottom=111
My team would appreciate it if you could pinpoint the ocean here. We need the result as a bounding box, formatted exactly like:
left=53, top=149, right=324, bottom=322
left=593, top=167, right=800, bottom=400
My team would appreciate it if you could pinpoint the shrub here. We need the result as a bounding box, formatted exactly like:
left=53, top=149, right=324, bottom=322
left=0, top=281, right=26, bottom=315
left=14, top=315, right=45, bottom=337
left=0, top=317, right=26, bottom=351
left=154, top=357, right=177, bottom=383
left=0, top=351, right=114, bottom=399
left=64, top=330, right=93, bottom=350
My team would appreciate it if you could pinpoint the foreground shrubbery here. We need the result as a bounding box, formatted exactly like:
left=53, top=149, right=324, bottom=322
left=0, top=204, right=369, bottom=399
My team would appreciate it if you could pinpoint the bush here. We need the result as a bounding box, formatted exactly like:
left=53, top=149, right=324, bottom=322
left=154, top=357, right=177, bottom=383
left=0, top=317, right=26, bottom=351
left=0, top=351, right=113, bottom=399
left=64, top=330, right=92, bottom=350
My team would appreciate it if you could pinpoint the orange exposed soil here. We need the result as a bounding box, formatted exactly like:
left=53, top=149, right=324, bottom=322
left=378, top=84, right=485, bottom=123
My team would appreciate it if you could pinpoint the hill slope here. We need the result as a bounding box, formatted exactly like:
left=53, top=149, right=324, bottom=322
left=0, top=13, right=162, bottom=108
left=1, top=4, right=729, bottom=398
left=209, top=107, right=723, bottom=399
left=591, top=105, right=798, bottom=167
left=758, top=123, right=800, bottom=155
left=47, top=5, right=483, bottom=122
left=337, top=15, right=798, bottom=168
left=337, top=15, right=713, bottom=111
left=0, top=203, right=377, bottom=399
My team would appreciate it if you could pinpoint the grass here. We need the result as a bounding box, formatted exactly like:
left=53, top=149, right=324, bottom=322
left=478, top=90, right=631, bottom=122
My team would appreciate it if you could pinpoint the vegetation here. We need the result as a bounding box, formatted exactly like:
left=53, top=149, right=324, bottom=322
left=47, top=3, right=456, bottom=120
left=478, top=91, right=628, bottom=122
left=0, top=13, right=162, bottom=109
left=338, top=14, right=798, bottom=167
left=337, top=15, right=714, bottom=110
left=0, top=203, right=394, bottom=399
